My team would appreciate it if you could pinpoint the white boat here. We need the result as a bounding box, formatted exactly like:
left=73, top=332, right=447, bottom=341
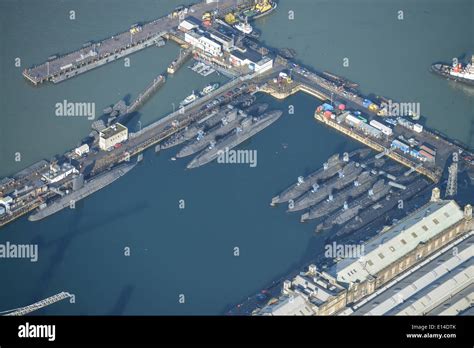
left=234, top=18, right=253, bottom=34
left=200, top=83, right=220, bottom=96
left=180, top=91, right=198, bottom=107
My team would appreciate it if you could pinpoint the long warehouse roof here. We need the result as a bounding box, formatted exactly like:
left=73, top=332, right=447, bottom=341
left=333, top=200, right=465, bottom=284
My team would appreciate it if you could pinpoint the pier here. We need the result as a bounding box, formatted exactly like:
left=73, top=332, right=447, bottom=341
left=1, top=292, right=73, bottom=316
left=167, top=47, right=193, bottom=74
left=313, top=111, right=440, bottom=182
left=87, top=73, right=258, bottom=174
left=22, top=0, right=247, bottom=85
left=126, top=74, right=166, bottom=114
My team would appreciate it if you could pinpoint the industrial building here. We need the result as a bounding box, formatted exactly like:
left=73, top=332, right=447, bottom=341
left=349, top=232, right=473, bottom=316
left=178, top=17, right=201, bottom=32
left=184, top=29, right=223, bottom=57
left=74, top=144, right=90, bottom=156
left=99, top=123, right=128, bottom=151
left=208, top=29, right=235, bottom=52
left=42, top=163, right=78, bottom=184
left=255, top=188, right=473, bottom=315
left=229, top=49, right=273, bottom=73
left=257, top=265, right=347, bottom=316
left=0, top=196, right=13, bottom=216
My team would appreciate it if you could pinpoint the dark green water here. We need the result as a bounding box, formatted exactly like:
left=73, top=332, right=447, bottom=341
left=0, top=0, right=472, bottom=314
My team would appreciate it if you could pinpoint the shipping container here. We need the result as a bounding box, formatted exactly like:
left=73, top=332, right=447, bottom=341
left=322, top=103, right=334, bottom=111
left=360, top=123, right=382, bottom=138
left=370, top=119, right=392, bottom=136
left=391, top=139, right=410, bottom=153
left=419, top=149, right=435, bottom=161
left=420, top=144, right=436, bottom=156
left=413, top=124, right=423, bottom=133
left=363, top=99, right=373, bottom=108
left=345, top=114, right=362, bottom=127
left=368, top=104, right=379, bottom=111
left=410, top=149, right=420, bottom=158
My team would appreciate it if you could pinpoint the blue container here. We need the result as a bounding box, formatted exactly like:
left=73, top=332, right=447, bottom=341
left=322, top=103, right=334, bottom=111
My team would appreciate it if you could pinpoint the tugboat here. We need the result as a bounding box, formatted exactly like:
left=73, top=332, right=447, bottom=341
left=242, top=0, right=277, bottom=21
left=431, top=55, right=474, bottom=86
left=234, top=17, right=253, bottom=34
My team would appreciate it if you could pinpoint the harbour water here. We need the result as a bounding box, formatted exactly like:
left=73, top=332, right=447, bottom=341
left=0, top=0, right=472, bottom=314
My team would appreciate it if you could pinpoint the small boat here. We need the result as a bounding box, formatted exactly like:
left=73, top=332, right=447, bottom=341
left=200, top=66, right=215, bottom=76
left=180, top=91, right=198, bottom=107
left=200, top=83, right=220, bottom=96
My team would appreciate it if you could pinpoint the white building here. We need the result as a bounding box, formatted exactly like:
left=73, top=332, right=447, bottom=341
left=42, top=163, right=78, bottom=184
left=198, top=36, right=222, bottom=57
left=229, top=49, right=273, bottom=74
left=178, top=17, right=201, bottom=32
left=0, top=196, right=13, bottom=214
left=99, top=123, right=128, bottom=151
left=252, top=56, right=273, bottom=74
left=184, top=31, right=204, bottom=50
left=74, top=144, right=90, bottom=156
left=184, top=30, right=222, bottom=57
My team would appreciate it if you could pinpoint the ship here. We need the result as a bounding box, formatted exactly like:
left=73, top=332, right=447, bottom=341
left=187, top=110, right=282, bottom=169
left=160, top=125, right=203, bottom=150
left=176, top=109, right=243, bottom=158
left=234, top=17, right=253, bottom=34
left=242, top=0, right=277, bottom=21
left=430, top=55, right=474, bottom=86
left=28, top=162, right=137, bottom=222
left=271, top=154, right=345, bottom=205
left=200, top=83, right=220, bottom=96
left=333, top=176, right=430, bottom=238
left=315, top=179, right=391, bottom=232
left=300, top=171, right=377, bottom=222
left=287, top=161, right=363, bottom=212
left=179, top=91, right=199, bottom=107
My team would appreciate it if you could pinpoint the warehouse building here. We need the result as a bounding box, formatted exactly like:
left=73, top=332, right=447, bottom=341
left=184, top=29, right=223, bottom=57
left=333, top=188, right=472, bottom=305
left=255, top=188, right=473, bottom=315
left=349, top=232, right=473, bottom=316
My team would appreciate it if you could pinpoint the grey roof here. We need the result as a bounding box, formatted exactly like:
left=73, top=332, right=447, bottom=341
left=351, top=233, right=473, bottom=315
left=230, top=48, right=263, bottom=64
left=100, top=123, right=127, bottom=140
left=333, top=200, right=465, bottom=284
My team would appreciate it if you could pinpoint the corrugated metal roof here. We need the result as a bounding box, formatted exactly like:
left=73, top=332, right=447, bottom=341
left=334, top=200, right=464, bottom=284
